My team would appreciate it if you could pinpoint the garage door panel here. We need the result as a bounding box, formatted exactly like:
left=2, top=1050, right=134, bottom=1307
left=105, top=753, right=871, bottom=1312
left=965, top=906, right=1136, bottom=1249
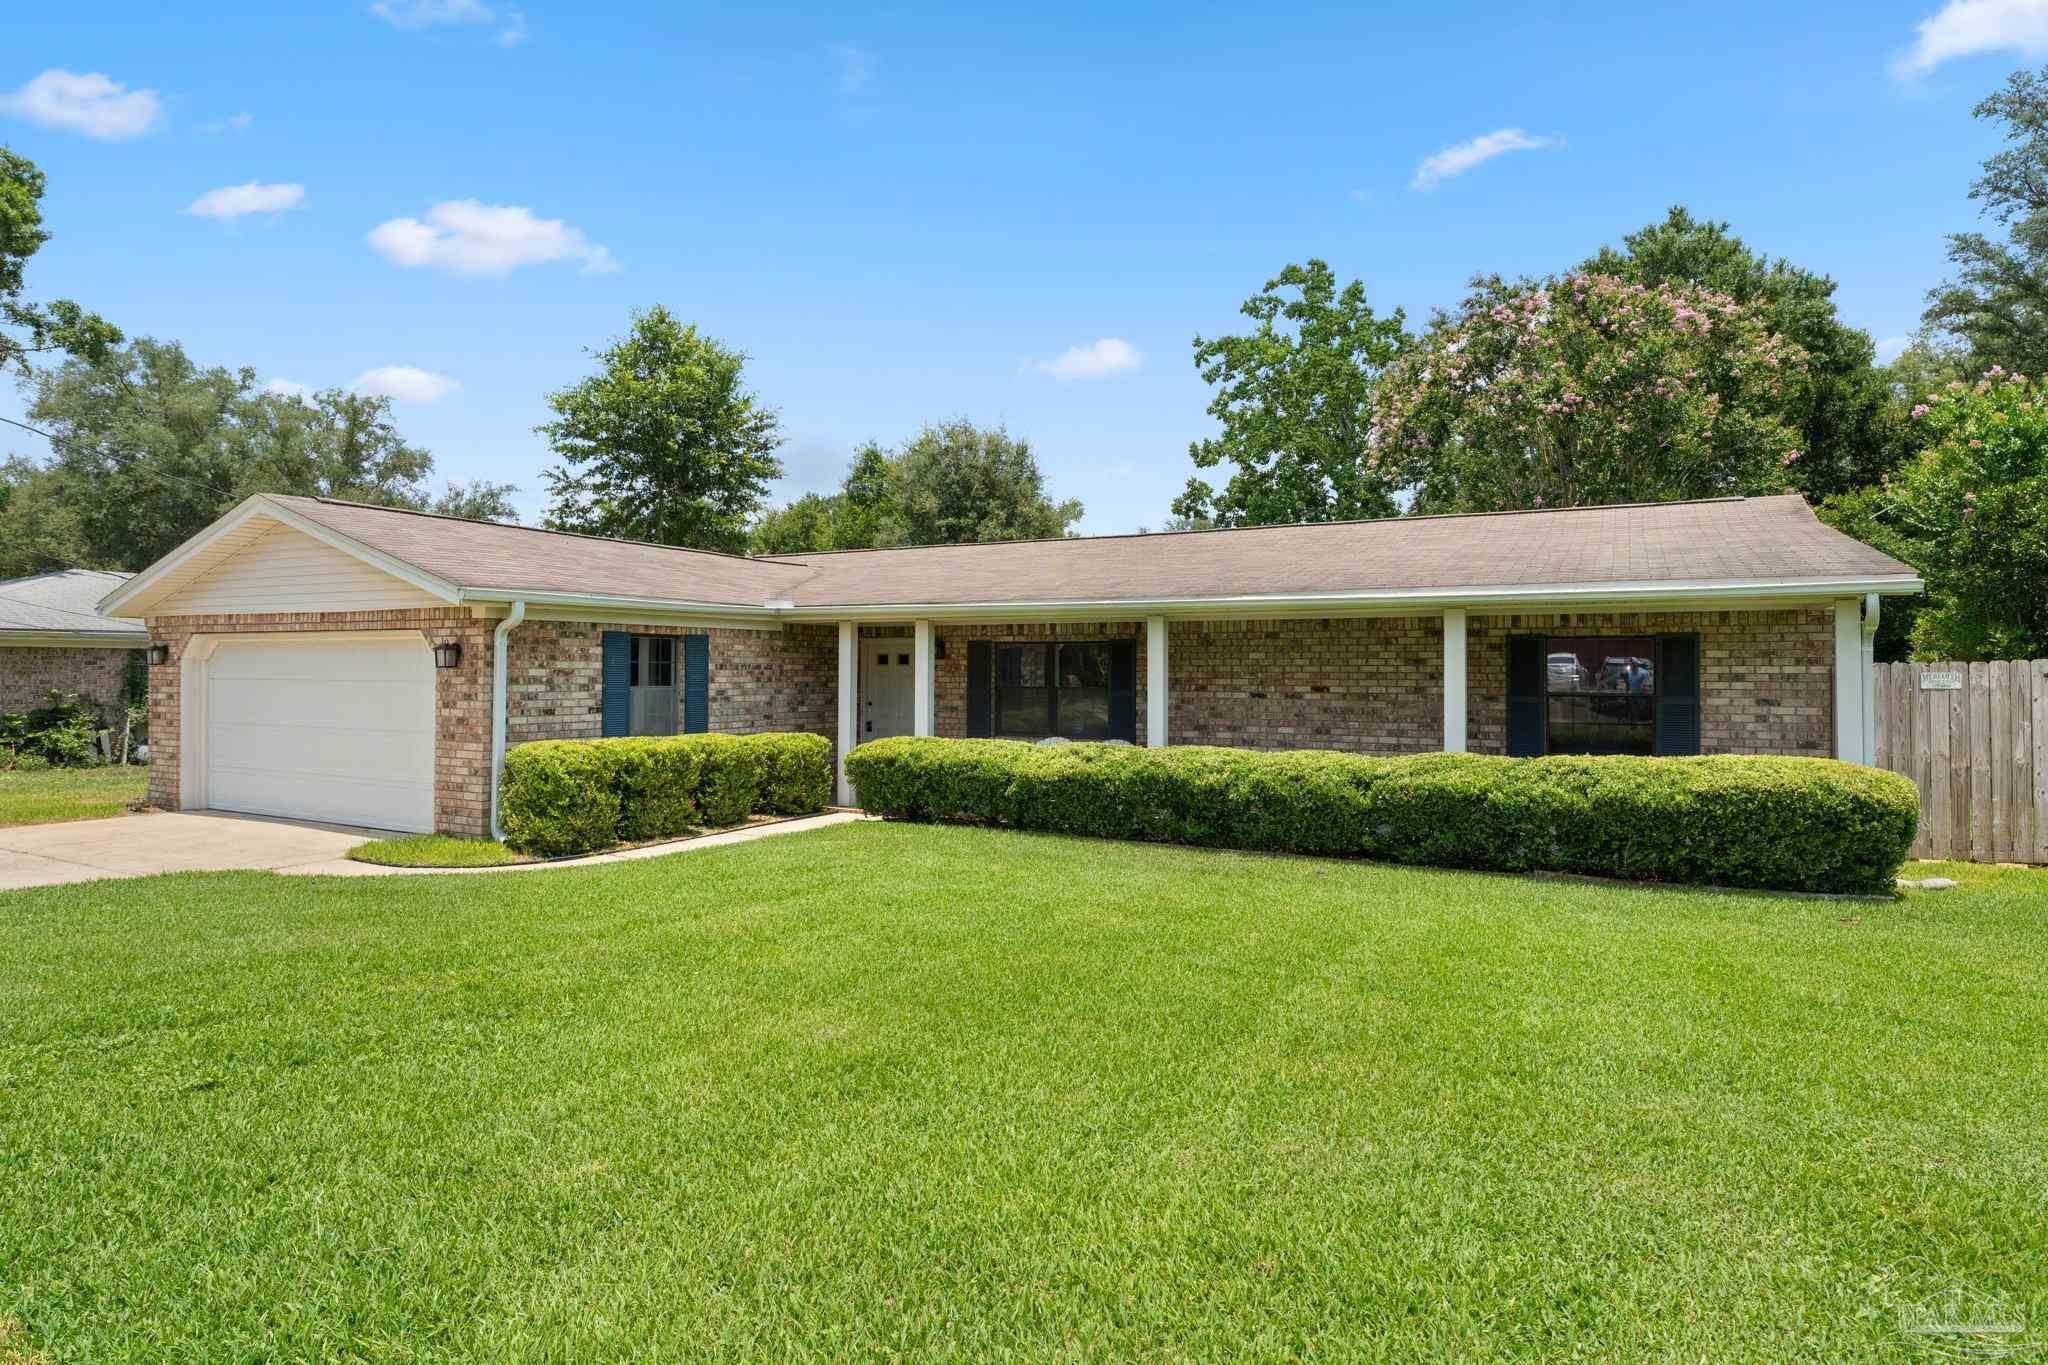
left=203, top=636, right=435, bottom=833
left=208, top=676, right=434, bottom=734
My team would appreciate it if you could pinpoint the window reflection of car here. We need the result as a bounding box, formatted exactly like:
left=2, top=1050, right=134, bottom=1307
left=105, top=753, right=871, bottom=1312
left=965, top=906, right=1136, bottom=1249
left=1547, top=652, right=1583, bottom=688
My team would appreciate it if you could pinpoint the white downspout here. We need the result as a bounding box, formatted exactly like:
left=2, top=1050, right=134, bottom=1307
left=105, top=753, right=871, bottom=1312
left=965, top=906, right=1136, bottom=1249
left=489, top=599, right=526, bottom=841
left=1861, top=592, right=1881, bottom=767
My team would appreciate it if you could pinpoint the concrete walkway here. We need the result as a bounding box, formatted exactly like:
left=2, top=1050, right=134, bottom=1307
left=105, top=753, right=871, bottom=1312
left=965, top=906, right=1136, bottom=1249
left=280, top=811, right=870, bottom=877
left=0, top=809, right=868, bottom=890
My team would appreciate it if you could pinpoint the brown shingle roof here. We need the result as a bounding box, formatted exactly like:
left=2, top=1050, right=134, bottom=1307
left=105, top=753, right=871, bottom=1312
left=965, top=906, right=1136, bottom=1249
left=276, top=496, right=812, bottom=605
left=281, top=492, right=1916, bottom=610
left=763, top=494, right=1916, bottom=608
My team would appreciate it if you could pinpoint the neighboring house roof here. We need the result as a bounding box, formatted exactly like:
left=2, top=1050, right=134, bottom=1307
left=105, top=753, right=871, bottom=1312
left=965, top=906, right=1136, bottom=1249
left=101, top=491, right=1923, bottom=623
left=0, top=569, right=146, bottom=644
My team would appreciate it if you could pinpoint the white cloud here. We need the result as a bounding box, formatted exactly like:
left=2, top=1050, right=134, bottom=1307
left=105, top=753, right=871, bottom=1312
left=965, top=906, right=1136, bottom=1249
left=367, top=199, right=618, bottom=276
left=370, top=0, right=491, bottom=26
left=185, top=182, right=306, bottom=220
left=1411, top=128, right=1559, bottom=191
left=1029, top=337, right=1143, bottom=381
left=830, top=43, right=876, bottom=93
left=201, top=111, right=254, bottom=134
left=1, top=69, right=162, bottom=140
left=1897, top=0, right=2048, bottom=73
left=263, top=377, right=315, bottom=400
left=351, top=365, right=458, bottom=403
left=496, top=9, right=530, bottom=45
left=1875, top=335, right=1914, bottom=364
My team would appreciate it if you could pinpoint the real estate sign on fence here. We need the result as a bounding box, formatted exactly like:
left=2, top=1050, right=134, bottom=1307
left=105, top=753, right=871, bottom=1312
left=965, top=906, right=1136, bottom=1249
left=1873, top=659, right=2048, bottom=864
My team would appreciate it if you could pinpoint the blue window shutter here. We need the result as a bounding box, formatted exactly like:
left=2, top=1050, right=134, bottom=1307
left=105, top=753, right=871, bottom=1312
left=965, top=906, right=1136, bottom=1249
left=965, top=640, right=994, bottom=737
left=1505, top=635, right=1546, bottom=757
left=1653, top=634, right=1702, bottom=755
left=1107, top=639, right=1138, bottom=743
left=601, top=632, right=631, bottom=737
left=683, top=634, right=709, bottom=733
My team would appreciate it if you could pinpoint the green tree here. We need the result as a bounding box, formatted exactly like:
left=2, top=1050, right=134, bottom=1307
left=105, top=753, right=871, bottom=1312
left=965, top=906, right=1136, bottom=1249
left=540, top=307, right=782, bottom=553
left=1865, top=370, right=2048, bottom=659
left=749, top=428, right=1080, bottom=553
left=1374, top=273, right=1806, bottom=514
left=1923, top=67, right=2048, bottom=374
left=882, top=420, right=1080, bottom=545
left=1586, top=207, right=1895, bottom=497
left=0, top=336, right=494, bottom=574
left=430, top=479, right=522, bottom=523
left=1, top=146, right=120, bottom=385
left=1172, top=260, right=1409, bottom=527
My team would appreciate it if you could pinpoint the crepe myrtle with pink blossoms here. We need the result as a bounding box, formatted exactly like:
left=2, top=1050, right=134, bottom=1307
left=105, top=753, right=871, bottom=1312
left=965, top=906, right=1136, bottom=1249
left=1880, top=367, right=2048, bottom=659
left=1370, top=272, right=1807, bottom=514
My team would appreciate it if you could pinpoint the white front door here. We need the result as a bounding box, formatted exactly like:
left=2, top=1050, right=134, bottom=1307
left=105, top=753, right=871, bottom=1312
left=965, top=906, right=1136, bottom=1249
left=201, top=635, right=436, bottom=833
left=861, top=642, right=915, bottom=741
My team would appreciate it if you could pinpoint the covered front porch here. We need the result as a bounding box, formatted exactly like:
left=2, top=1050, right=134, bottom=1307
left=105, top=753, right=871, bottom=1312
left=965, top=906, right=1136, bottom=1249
left=828, top=612, right=1479, bottom=806
left=825, top=600, right=1881, bottom=806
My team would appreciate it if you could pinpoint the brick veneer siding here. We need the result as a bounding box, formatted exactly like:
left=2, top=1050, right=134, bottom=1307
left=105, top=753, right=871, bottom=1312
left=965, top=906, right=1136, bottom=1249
left=1464, top=608, right=1835, bottom=757
left=928, top=609, right=1832, bottom=759
left=142, top=609, right=492, bottom=835
left=504, top=621, right=836, bottom=745
left=0, top=644, right=138, bottom=715
left=1167, top=617, right=1444, bottom=753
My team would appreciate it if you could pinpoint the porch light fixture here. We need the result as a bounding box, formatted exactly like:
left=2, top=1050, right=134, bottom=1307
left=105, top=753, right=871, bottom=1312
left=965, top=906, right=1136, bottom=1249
left=145, top=643, right=171, bottom=667
left=432, top=641, right=463, bottom=670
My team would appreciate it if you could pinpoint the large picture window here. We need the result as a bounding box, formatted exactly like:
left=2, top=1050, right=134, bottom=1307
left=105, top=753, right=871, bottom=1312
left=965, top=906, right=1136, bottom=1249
left=1543, top=636, right=1655, bottom=755
left=994, top=641, right=1116, bottom=740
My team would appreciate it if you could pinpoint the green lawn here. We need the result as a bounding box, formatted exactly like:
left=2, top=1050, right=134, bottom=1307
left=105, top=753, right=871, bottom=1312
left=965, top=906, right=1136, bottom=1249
left=346, top=833, right=529, bottom=867
left=2, top=825, right=2043, bottom=1361
left=0, top=765, right=146, bottom=827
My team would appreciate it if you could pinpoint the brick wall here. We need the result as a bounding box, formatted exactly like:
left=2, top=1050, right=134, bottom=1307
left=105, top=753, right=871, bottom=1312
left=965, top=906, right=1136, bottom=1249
left=142, top=609, right=490, bottom=833
left=1168, top=617, right=1444, bottom=753
left=0, top=645, right=138, bottom=715
left=1465, top=608, right=1835, bottom=757
left=926, top=610, right=1833, bottom=759
left=504, top=621, right=836, bottom=744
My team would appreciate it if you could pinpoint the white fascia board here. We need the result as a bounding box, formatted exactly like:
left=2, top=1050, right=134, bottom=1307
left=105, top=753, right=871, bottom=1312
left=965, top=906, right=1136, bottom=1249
left=99, top=495, right=462, bottom=616
left=457, top=587, right=782, bottom=622
left=770, top=573, right=1927, bottom=622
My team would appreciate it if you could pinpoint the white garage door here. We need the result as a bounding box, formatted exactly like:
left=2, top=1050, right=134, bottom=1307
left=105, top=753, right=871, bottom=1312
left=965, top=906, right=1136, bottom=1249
left=203, top=635, right=436, bottom=833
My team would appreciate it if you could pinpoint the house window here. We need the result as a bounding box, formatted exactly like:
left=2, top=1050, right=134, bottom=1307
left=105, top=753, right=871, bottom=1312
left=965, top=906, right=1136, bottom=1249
left=993, top=641, right=1114, bottom=740
left=627, top=635, right=677, bottom=735
left=1544, top=636, right=1655, bottom=755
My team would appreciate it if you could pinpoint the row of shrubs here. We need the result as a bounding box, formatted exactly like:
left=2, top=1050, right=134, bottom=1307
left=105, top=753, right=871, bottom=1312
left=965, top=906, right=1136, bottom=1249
left=499, top=731, right=833, bottom=856
left=843, top=738, right=1921, bottom=894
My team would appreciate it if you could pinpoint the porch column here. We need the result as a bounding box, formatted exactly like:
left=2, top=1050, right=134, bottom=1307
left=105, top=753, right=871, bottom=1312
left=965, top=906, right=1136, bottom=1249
left=1834, top=598, right=1869, bottom=764
left=1442, top=608, right=1468, bottom=753
left=836, top=621, right=858, bottom=806
left=913, top=619, right=935, bottom=736
left=1146, top=616, right=1168, bottom=747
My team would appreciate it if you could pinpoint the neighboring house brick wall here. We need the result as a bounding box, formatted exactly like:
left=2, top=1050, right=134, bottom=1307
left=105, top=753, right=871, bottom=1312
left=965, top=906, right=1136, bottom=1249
left=1464, top=608, right=1835, bottom=757
left=0, top=645, right=137, bottom=715
left=141, top=609, right=491, bottom=834
left=504, top=620, right=837, bottom=745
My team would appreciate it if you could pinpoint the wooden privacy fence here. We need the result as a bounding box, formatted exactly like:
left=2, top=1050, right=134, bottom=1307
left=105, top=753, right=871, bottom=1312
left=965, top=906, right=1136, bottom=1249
left=1873, top=659, right=2048, bottom=864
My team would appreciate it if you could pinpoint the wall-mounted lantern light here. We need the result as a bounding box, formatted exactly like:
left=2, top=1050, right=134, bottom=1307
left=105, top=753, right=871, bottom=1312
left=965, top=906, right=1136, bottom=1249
left=432, top=641, right=463, bottom=670
left=145, top=643, right=171, bottom=667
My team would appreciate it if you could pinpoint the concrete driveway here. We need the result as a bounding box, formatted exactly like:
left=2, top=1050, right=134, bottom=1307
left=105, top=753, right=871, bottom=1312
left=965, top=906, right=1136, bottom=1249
left=0, top=811, right=378, bottom=890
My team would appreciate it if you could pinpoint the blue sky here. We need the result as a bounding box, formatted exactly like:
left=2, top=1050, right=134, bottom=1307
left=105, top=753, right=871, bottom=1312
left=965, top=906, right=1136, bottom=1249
left=4, top=0, right=2044, bottom=532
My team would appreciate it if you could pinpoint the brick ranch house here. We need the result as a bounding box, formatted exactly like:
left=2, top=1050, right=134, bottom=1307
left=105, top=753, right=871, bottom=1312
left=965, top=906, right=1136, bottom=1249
left=0, top=569, right=145, bottom=714
left=99, top=492, right=1922, bottom=838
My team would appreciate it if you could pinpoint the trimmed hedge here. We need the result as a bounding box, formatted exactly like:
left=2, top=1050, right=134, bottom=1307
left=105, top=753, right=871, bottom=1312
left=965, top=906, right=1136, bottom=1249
left=500, top=732, right=832, bottom=857
left=843, top=738, right=1922, bottom=895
